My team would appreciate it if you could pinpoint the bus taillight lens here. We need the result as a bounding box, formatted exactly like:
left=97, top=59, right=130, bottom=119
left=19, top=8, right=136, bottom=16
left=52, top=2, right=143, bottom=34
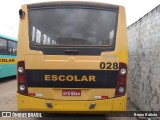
left=19, top=85, right=26, bottom=91
left=17, top=61, right=28, bottom=95
left=118, top=86, right=125, bottom=93
left=18, top=67, right=24, bottom=73
left=120, top=68, right=126, bottom=75
left=115, top=63, right=127, bottom=97
left=119, top=77, right=125, bottom=84
left=18, top=76, right=24, bottom=83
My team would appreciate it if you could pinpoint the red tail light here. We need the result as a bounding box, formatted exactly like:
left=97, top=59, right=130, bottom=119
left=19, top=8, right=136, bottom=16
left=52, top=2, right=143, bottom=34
left=17, top=61, right=28, bottom=95
left=115, top=62, right=127, bottom=97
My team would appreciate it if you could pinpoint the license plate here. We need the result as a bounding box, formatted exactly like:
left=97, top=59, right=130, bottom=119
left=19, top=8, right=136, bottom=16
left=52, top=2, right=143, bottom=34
left=62, top=90, right=81, bottom=96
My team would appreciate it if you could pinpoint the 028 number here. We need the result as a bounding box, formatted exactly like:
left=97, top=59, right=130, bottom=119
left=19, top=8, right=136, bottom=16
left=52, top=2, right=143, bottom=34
left=100, top=62, right=118, bottom=70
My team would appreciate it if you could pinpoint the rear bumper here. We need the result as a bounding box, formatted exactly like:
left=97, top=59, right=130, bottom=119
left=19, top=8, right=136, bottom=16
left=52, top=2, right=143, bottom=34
left=17, top=93, right=127, bottom=112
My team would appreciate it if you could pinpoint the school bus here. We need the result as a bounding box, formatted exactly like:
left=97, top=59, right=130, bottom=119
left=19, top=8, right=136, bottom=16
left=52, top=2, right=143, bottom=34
left=17, top=1, right=128, bottom=112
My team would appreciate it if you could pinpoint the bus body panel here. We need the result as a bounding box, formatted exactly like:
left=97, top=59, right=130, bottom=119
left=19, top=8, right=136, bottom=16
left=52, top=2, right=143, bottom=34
left=27, top=88, right=116, bottom=100
left=24, top=54, right=119, bottom=100
left=0, top=39, right=17, bottom=78
left=0, top=64, right=16, bottom=78
left=17, top=2, right=128, bottom=112
left=0, top=55, right=16, bottom=78
left=17, top=93, right=127, bottom=111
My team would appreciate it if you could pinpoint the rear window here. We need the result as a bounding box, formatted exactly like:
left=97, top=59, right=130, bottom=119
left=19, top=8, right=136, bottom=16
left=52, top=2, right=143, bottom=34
left=29, top=8, right=117, bottom=47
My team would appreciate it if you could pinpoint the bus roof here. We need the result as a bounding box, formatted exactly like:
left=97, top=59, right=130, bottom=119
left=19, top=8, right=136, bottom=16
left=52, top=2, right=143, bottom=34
left=0, top=34, right=17, bottom=42
left=27, top=1, right=119, bottom=10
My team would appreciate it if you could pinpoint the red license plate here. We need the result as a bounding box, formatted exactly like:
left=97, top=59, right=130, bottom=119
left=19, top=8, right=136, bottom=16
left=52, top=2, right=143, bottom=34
left=62, top=90, right=81, bottom=96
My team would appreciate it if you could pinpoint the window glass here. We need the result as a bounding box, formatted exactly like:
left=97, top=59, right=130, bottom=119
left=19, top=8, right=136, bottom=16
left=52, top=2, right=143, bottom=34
left=35, top=29, right=41, bottom=44
left=29, top=8, right=117, bottom=46
left=32, top=26, right=36, bottom=42
left=0, top=38, right=7, bottom=54
left=8, top=41, right=17, bottom=55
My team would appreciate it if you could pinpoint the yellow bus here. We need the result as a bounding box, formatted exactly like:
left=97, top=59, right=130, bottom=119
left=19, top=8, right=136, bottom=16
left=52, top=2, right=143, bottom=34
left=17, top=1, right=128, bottom=112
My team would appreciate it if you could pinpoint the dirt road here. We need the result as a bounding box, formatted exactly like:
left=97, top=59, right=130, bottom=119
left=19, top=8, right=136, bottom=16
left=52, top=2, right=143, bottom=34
left=0, top=77, right=138, bottom=120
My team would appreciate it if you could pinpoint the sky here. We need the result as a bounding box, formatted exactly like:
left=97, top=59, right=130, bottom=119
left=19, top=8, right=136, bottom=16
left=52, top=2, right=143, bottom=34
left=0, top=0, right=159, bottom=38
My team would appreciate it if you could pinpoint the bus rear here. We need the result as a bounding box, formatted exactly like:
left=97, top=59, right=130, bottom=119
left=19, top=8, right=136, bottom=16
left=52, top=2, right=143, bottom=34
left=17, top=1, right=128, bottom=112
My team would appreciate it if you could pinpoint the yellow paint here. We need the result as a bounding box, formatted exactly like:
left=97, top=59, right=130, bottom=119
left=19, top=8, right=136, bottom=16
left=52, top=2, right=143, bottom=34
left=44, top=75, right=96, bottom=82
left=17, top=93, right=127, bottom=112
left=59, top=75, right=65, bottom=81
left=28, top=88, right=116, bottom=100
left=0, top=58, right=16, bottom=64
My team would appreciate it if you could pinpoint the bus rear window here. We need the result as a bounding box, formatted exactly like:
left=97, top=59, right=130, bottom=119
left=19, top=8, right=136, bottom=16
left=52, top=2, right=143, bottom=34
left=29, top=8, right=117, bottom=47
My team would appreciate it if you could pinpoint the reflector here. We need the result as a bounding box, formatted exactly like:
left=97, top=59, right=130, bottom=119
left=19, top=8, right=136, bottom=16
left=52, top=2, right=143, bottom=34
left=18, top=76, right=24, bottom=83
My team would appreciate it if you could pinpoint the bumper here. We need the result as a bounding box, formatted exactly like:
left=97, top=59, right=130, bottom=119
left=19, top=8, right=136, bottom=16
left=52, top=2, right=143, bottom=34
left=17, top=93, right=127, bottom=112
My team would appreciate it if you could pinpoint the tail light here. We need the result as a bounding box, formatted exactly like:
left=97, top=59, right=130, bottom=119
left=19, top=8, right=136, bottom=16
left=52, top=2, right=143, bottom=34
left=17, top=61, right=28, bottom=95
left=115, top=62, right=127, bottom=97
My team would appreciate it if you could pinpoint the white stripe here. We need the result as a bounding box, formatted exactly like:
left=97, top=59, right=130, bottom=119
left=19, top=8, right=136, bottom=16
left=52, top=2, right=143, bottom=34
left=36, top=93, right=43, bottom=97
left=94, top=96, right=102, bottom=99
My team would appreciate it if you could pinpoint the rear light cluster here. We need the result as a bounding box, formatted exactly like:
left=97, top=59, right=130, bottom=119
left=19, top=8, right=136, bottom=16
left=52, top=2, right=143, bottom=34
left=115, top=62, right=127, bottom=97
left=17, top=61, right=28, bottom=95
